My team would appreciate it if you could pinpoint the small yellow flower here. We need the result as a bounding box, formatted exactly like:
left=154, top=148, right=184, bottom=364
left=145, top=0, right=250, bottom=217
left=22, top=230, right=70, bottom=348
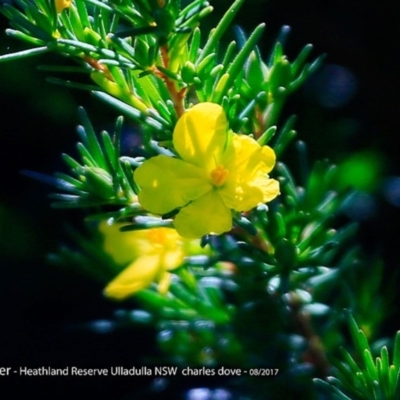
left=100, top=222, right=197, bottom=300
left=134, top=102, right=280, bottom=238
left=55, top=0, right=72, bottom=13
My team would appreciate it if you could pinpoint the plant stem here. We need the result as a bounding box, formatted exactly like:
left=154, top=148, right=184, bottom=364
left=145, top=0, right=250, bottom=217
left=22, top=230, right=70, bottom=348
left=289, top=293, right=330, bottom=377
left=159, top=44, right=185, bottom=117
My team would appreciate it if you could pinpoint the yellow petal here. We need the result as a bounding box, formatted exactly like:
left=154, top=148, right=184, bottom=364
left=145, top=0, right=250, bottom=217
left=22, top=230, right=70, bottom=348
left=104, top=254, right=160, bottom=300
left=219, top=180, right=264, bottom=211
left=174, top=103, right=229, bottom=171
left=160, top=248, right=185, bottom=270
left=260, top=145, right=277, bottom=173
left=157, top=272, right=172, bottom=295
left=254, top=176, right=280, bottom=203
left=224, top=134, right=276, bottom=178
left=134, top=155, right=211, bottom=214
left=219, top=135, right=280, bottom=210
left=100, top=222, right=176, bottom=264
left=99, top=220, right=142, bottom=265
left=221, top=172, right=280, bottom=211
left=55, top=0, right=71, bottom=13
left=174, top=190, right=232, bottom=238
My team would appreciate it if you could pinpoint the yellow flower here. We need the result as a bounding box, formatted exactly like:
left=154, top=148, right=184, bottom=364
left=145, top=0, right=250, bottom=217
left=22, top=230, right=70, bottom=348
left=55, top=0, right=72, bottom=13
left=134, top=102, right=280, bottom=238
left=100, top=222, right=197, bottom=300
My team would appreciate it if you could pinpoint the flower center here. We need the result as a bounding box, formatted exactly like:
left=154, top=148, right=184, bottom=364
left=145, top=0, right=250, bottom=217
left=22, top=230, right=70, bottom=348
left=210, top=165, right=229, bottom=187
left=147, top=228, right=180, bottom=250
left=147, top=228, right=168, bottom=245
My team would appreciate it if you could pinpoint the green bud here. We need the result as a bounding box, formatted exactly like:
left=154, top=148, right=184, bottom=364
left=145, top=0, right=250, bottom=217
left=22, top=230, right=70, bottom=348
left=196, top=52, right=216, bottom=76
left=83, top=27, right=103, bottom=47
left=268, top=58, right=292, bottom=95
left=210, top=64, right=224, bottom=78
left=181, top=61, right=197, bottom=83
left=246, top=51, right=269, bottom=90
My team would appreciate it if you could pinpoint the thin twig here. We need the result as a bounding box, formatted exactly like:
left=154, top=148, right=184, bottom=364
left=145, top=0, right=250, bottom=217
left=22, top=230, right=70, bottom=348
left=289, top=293, right=330, bottom=377
left=159, top=45, right=185, bottom=117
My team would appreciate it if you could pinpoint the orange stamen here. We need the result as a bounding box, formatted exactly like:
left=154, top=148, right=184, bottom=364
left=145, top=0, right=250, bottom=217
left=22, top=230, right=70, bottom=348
left=210, top=165, right=229, bottom=187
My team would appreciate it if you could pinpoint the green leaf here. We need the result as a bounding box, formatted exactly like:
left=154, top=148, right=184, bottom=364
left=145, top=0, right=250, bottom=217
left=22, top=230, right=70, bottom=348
left=83, top=167, right=115, bottom=199
left=363, top=348, right=378, bottom=383
left=291, top=44, right=313, bottom=76
left=0, top=45, right=49, bottom=63
left=198, top=0, right=245, bottom=64
left=275, top=238, right=298, bottom=272
left=269, top=58, right=292, bottom=93
left=273, top=115, right=297, bottom=156
left=61, top=153, right=81, bottom=170
left=77, top=107, right=108, bottom=169
left=393, top=331, right=400, bottom=369
left=340, top=348, right=362, bottom=375
left=213, top=24, right=266, bottom=103
left=257, top=126, right=277, bottom=146
left=46, top=77, right=100, bottom=92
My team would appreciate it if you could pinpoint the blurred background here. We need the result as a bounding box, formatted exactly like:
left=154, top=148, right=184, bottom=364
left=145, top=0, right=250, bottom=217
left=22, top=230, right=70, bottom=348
left=1, top=0, right=400, bottom=398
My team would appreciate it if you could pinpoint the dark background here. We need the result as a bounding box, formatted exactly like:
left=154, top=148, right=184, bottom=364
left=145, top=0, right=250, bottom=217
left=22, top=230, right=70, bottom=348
left=1, top=0, right=400, bottom=398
